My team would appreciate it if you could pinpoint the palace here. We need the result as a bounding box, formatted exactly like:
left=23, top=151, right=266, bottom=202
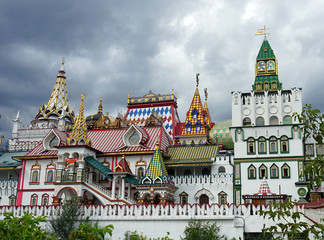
left=0, top=37, right=322, bottom=239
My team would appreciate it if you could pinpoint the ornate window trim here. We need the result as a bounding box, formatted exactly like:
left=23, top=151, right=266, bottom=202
left=218, top=191, right=227, bottom=205
left=179, top=192, right=188, bottom=205
left=259, top=164, right=268, bottom=179
left=30, top=194, right=38, bottom=206
left=243, top=117, right=251, bottom=126
left=30, top=161, right=41, bottom=184
left=269, top=136, right=278, bottom=154
left=281, top=163, right=290, bottom=179
left=41, top=194, right=49, bottom=206
left=248, top=164, right=256, bottom=179
left=270, top=164, right=279, bottom=179
left=280, top=136, right=289, bottom=153
left=45, top=160, right=56, bottom=184
left=247, top=137, right=255, bottom=154
left=258, top=137, right=266, bottom=154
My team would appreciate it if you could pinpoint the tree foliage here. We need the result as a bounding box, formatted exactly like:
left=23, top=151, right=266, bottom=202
left=0, top=212, right=56, bottom=240
left=69, top=221, right=113, bottom=240
left=123, top=230, right=173, bottom=240
left=259, top=201, right=324, bottom=240
left=294, top=104, right=324, bottom=190
left=50, top=197, right=83, bottom=240
left=181, top=219, right=225, bottom=240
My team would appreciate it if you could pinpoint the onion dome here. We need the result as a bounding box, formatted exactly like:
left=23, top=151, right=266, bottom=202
left=210, top=119, right=233, bottom=150
left=86, top=98, right=116, bottom=130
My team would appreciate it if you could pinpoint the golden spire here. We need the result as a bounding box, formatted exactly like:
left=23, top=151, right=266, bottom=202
left=35, top=58, right=74, bottom=122
left=98, top=98, right=103, bottom=112
left=67, top=94, right=91, bottom=146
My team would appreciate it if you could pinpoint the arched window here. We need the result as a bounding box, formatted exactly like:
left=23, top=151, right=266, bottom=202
left=218, top=191, right=227, bottom=204
left=218, top=166, right=226, bottom=173
left=243, top=117, right=251, bottom=126
left=191, top=108, right=198, bottom=119
left=256, top=117, right=264, bottom=126
left=271, top=81, right=277, bottom=90
left=264, top=82, right=269, bottom=90
left=46, top=170, right=54, bottom=182
left=30, top=194, right=38, bottom=206
left=258, top=137, right=266, bottom=154
left=306, top=145, right=314, bottom=156
left=195, top=121, right=202, bottom=132
left=137, top=167, right=144, bottom=179
left=283, top=115, right=292, bottom=124
left=281, top=164, right=290, bottom=178
left=199, top=194, right=209, bottom=205
left=180, top=192, right=188, bottom=205
left=8, top=195, right=16, bottom=206
left=281, top=136, right=289, bottom=153
left=32, top=171, right=39, bottom=182
left=270, top=164, right=279, bottom=178
left=270, top=137, right=277, bottom=153
left=201, top=168, right=210, bottom=175
left=270, top=116, right=279, bottom=125
left=259, top=164, right=267, bottom=179
left=185, top=121, right=192, bottom=133
left=248, top=165, right=256, bottom=179
left=42, top=194, right=49, bottom=206
left=248, top=138, right=255, bottom=154
left=256, top=82, right=262, bottom=90
left=184, top=169, right=192, bottom=176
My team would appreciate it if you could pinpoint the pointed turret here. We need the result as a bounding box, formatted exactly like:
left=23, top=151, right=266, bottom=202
left=253, top=38, right=282, bottom=92
left=67, top=94, right=91, bottom=146
left=114, top=155, right=133, bottom=174
left=202, top=88, right=212, bottom=126
left=144, top=142, right=168, bottom=179
left=34, top=58, right=75, bottom=123
left=181, top=74, right=206, bottom=136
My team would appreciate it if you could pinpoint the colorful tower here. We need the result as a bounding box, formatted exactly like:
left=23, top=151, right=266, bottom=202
left=231, top=38, right=304, bottom=205
left=125, top=90, right=180, bottom=138
left=9, top=59, right=75, bottom=152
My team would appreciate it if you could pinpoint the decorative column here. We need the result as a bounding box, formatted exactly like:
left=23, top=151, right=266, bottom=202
left=111, top=177, right=116, bottom=199
left=121, top=179, right=125, bottom=199
left=127, top=183, right=131, bottom=200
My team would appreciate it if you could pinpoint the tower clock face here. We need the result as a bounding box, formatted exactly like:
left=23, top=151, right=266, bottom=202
left=267, top=60, right=275, bottom=71
left=257, top=61, right=266, bottom=72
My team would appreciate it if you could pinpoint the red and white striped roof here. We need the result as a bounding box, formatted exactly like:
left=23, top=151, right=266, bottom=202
left=24, top=126, right=171, bottom=157
left=255, top=179, right=275, bottom=196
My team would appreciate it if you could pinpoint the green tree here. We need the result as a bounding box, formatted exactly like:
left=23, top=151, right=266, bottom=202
left=259, top=201, right=324, bottom=240
left=181, top=219, right=225, bottom=240
left=295, top=104, right=324, bottom=191
left=68, top=221, right=113, bottom=240
left=50, top=197, right=83, bottom=240
left=123, top=231, right=173, bottom=240
left=0, top=211, right=56, bottom=240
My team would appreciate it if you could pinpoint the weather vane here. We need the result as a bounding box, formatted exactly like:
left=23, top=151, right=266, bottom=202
left=204, top=88, right=208, bottom=101
left=62, top=57, right=65, bottom=66
left=196, top=73, right=200, bottom=87
left=255, top=26, right=270, bottom=38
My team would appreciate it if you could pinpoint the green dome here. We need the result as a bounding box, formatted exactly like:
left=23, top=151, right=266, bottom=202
left=210, top=119, right=233, bottom=150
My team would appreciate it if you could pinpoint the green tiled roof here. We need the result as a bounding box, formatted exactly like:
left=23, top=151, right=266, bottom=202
left=257, top=39, right=275, bottom=59
left=144, top=147, right=168, bottom=179
left=0, top=152, right=26, bottom=168
left=253, top=75, right=282, bottom=91
left=210, top=119, right=233, bottom=149
left=122, top=175, right=139, bottom=185
left=165, top=145, right=218, bottom=166
left=85, top=156, right=113, bottom=178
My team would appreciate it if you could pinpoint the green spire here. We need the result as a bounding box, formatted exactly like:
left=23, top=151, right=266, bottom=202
left=257, top=38, right=276, bottom=59
left=144, top=142, right=168, bottom=179
left=253, top=38, right=282, bottom=92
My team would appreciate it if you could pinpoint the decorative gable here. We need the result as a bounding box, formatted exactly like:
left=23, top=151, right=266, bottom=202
left=122, top=124, right=149, bottom=147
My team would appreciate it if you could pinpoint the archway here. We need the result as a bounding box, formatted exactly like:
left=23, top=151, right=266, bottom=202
left=199, top=194, right=209, bottom=205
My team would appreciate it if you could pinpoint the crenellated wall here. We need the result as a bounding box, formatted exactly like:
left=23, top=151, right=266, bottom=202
left=0, top=204, right=311, bottom=239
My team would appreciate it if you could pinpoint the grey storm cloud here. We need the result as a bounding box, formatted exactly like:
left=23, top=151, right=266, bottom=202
left=1, top=0, right=324, bottom=143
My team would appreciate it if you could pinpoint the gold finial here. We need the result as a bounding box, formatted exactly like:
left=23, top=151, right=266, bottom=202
left=255, top=25, right=270, bottom=37
left=81, top=94, right=85, bottom=99
left=122, top=155, right=125, bottom=159
left=155, top=141, right=160, bottom=149
left=99, top=97, right=103, bottom=102
left=62, top=57, right=65, bottom=66
left=196, top=73, right=200, bottom=87
left=204, top=88, right=208, bottom=101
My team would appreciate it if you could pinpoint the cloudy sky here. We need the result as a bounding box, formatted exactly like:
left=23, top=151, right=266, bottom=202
left=1, top=0, right=324, bottom=143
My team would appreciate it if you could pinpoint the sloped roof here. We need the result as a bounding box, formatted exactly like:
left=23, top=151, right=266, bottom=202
left=255, top=179, right=275, bottom=195
left=165, top=145, right=218, bottom=166
left=0, top=152, right=26, bottom=168
left=115, top=155, right=132, bottom=174
left=84, top=156, right=112, bottom=178
left=257, top=39, right=276, bottom=59
left=23, top=126, right=171, bottom=158
left=144, top=143, right=168, bottom=179
left=181, top=88, right=206, bottom=136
